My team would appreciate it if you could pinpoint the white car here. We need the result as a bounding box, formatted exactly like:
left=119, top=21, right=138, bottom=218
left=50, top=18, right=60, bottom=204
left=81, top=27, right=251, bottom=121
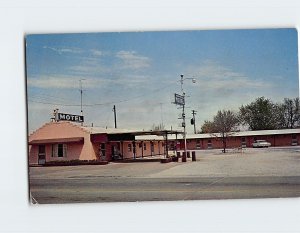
left=252, top=140, right=271, bottom=148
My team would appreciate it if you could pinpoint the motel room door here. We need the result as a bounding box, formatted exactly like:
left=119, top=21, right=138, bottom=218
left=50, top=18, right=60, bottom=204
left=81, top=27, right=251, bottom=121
left=38, top=145, right=46, bottom=165
left=111, top=142, right=121, bottom=160
left=99, top=143, right=106, bottom=161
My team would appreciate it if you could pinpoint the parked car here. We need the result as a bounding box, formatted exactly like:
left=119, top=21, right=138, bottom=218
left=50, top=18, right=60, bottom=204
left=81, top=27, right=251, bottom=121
left=252, top=140, right=271, bottom=148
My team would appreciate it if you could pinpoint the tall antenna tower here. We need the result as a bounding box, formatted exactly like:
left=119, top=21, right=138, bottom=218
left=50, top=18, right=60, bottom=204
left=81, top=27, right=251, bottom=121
left=160, top=103, right=164, bottom=126
left=79, top=79, right=85, bottom=125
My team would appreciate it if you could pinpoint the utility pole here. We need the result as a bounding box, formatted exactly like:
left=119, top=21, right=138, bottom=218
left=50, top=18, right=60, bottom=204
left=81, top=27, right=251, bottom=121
left=180, top=75, right=187, bottom=159
left=191, top=110, right=197, bottom=134
left=175, top=74, right=196, bottom=160
left=113, top=105, right=117, bottom=128
left=173, top=74, right=196, bottom=161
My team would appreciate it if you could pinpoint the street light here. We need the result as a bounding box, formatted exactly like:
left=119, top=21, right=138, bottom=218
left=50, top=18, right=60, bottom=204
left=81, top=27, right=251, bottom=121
left=179, top=74, right=196, bottom=161
left=180, top=74, right=196, bottom=92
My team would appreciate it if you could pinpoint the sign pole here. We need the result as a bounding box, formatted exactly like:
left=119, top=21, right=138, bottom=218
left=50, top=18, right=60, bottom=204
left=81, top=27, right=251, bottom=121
left=183, top=93, right=187, bottom=159
left=173, top=74, right=196, bottom=161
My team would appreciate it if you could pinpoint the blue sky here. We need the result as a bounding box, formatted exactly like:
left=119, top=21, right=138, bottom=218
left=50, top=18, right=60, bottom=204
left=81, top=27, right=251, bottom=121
left=26, top=28, right=299, bottom=133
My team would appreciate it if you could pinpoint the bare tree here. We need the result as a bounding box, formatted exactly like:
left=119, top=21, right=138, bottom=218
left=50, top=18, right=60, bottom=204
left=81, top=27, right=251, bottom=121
left=281, top=97, right=300, bottom=129
left=211, top=110, right=240, bottom=153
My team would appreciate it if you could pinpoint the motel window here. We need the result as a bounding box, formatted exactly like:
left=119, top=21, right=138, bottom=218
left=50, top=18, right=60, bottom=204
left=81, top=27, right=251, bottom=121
left=52, top=144, right=67, bottom=157
left=139, top=142, right=142, bottom=148
left=292, top=134, right=298, bottom=145
left=128, top=144, right=132, bottom=152
left=39, top=145, right=45, bottom=154
left=241, top=137, right=246, bottom=148
left=196, top=139, right=201, bottom=149
left=144, top=143, right=147, bottom=150
left=207, top=139, right=212, bottom=149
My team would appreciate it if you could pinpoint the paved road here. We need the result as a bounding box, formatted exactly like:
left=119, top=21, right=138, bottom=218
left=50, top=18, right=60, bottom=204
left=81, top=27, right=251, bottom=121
left=29, top=147, right=300, bottom=204
left=30, top=176, right=300, bottom=204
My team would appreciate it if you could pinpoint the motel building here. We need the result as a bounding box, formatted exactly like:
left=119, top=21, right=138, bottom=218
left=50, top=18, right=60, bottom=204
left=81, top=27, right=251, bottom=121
left=28, top=112, right=181, bottom=165
left=169, top=128, right=300, bottom=151
left=28, top=112, right=300, bottom=166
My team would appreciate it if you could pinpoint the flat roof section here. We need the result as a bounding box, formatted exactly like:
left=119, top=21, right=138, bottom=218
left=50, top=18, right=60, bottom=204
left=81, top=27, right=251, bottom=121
left=88, top=128, right=183, bottom=141
left=29, top=137, right=84, bottom=145
left=169, top=128, right=300, bottom=140
left=82, top=126, right=182, bottom=136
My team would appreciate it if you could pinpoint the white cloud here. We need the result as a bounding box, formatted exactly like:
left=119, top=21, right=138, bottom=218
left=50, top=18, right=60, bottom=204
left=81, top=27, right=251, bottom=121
left=116, top=50, right=151, bottom=69
left=90, top=49, right=103, bottom=56
left=186, top=60, right=273, bottom=91
left=67, top=53, right=112, bottom=75
left=27, top=73, right=151, bottom=90
left=43, top=46, right=83, bottom=54
left=69, top=62, right=108, bottom=74
left=27, top=75, right=108, bottom=89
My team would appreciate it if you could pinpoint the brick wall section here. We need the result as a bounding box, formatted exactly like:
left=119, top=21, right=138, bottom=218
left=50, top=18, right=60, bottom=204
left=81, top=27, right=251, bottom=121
left=184, top=133, right=299, bottom=150
left=122, top=141, right=164, bottom=159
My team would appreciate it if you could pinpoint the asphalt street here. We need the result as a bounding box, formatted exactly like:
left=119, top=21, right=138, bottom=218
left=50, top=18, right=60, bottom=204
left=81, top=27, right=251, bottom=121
left=29, top=147, right=300, bottom=204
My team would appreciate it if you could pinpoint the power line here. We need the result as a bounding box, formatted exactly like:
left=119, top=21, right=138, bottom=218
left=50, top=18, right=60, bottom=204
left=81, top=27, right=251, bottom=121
left=29, top=87, right=79, bottom=102
left=28, top=99, right=80, bottom=106
left=29, top=95, right=76, bottom=105
left=28, top=83, right=175, bottom=107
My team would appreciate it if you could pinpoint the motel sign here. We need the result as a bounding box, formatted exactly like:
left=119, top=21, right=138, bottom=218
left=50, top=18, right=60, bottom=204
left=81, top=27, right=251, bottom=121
left=53, top=109, right=84, bottom=123
left=58, top=113, right=84, bottom=123
left=174, top=93, right=185, bottom=106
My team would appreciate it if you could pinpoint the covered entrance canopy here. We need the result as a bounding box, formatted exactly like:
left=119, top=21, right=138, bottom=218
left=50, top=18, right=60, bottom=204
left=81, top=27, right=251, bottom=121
left=106, top=129, right=183, bottom=159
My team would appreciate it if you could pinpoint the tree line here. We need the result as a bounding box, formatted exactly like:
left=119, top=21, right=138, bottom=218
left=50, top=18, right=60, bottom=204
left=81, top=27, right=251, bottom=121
left=201, top=97, right=300, bottom=134
left=200, top=97, right=300, bottom=153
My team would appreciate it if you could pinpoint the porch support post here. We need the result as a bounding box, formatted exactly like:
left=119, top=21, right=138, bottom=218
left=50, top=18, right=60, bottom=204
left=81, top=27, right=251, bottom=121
left=133, top=140, right=136, bottom=159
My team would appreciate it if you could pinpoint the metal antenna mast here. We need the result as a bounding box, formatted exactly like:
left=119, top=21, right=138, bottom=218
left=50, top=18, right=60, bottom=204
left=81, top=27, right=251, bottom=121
left=160, top=103, right=164, bottom=127
left=79, top=79, right=85, bottom=125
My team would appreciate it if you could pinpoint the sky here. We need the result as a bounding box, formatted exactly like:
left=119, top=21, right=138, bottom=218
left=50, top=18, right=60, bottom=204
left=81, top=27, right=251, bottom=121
left=26, top=28, right=299, bottom=133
